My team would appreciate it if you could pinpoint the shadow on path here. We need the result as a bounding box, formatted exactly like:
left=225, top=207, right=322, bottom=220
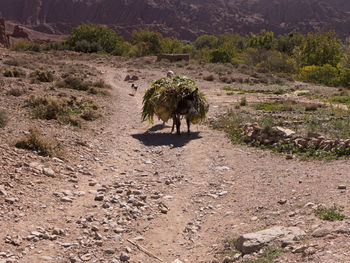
left=132, top=131, right=202, bottom=148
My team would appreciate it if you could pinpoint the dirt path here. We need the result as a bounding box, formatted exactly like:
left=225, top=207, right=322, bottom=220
left=1, top=55, right=350, bottom=263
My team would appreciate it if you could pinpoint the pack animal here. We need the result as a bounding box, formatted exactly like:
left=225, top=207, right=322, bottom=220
left=171, top=88, right=198, bottom=135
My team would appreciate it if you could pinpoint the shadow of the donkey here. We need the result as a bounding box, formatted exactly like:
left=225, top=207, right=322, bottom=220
left=132, top=130, right=202, bottom=148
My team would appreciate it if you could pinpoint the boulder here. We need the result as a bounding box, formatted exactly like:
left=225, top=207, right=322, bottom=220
left=236, top=226, right=305, bottom=254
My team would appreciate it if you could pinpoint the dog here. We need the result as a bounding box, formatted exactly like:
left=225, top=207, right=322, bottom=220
left=131, top=83, right=138, bottom=95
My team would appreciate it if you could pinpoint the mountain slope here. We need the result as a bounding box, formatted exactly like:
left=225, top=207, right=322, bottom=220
left=0, top=0, right=349, bottom=40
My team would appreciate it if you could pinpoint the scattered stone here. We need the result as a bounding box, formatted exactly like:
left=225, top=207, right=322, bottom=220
left=60, top=196, right=73, bottom=203
left=80, top=254, right=92, bottom=261
left=43, top=168, right=55, bottom=177
left=216, top=166, right=230, bottom=171
left=5, top=197, right=16, bottom=204
left=104, top=249, right=115, bottom=255
left=334, top=220, right=350, bottom=234
left=338, top=185, right=347, bottom=190
left=94, top=194, right=104, bottom=201
left=172, top=259, right=184, bottom=263
left=120, top=252, right=130, bottom=261
left=312, top=227, right=330, bottom=238
left=222, top=256, right=232, bottom=263
left=278, top=199, right=287, bottom=205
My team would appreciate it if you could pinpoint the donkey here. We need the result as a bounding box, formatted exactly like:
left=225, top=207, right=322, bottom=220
left=171, top=88, right=198, bottom=135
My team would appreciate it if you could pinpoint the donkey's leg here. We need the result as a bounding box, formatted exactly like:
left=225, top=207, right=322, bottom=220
left=176, top=114, right=181, bottom=135
left=171, top=115, right=176, bottom=133
left=186, top=115, right=191, bottom=135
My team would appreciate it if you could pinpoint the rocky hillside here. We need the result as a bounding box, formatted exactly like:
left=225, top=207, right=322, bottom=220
left=0, top=0, right=349, bottom=40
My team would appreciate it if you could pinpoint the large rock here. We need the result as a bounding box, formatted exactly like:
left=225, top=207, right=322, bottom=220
left=236, top=226, right=305, bottom=254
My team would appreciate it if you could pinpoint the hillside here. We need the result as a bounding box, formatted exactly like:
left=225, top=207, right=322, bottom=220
left=0, top=0, right=349, bottom=40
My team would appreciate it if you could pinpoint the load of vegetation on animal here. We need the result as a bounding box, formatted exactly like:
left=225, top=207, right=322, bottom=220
left=142, top=75, right=208, bottom=124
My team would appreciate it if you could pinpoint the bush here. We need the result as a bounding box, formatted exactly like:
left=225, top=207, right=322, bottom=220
left=56, top=75, right=89, bottom=91
left=0, top=109, right=9, bottom=128
left=30, top=69, right=54, bottom=82
left=26, top=95, right=100, bottom=126
left=67, top=24, right=126, bottom=54
left=210, top=48, right=232, bottom=63
left=15, top=128, right=63, bottom=157
left=299, top=64, right=338, bottom=86
left=3, top=67, right=26, bottom=78
left=338, top=67, right=350, bottom=89
left=7, top=87, right=26, bottom=97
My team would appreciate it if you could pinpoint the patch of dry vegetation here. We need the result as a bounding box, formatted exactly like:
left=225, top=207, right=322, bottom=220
left=26, top=95, right=100, bottom=127
left=15, top=128, right=63, bottom=157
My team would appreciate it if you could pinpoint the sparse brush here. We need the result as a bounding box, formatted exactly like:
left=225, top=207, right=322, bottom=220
left=3, top=67, right=26, bottom=78
left=26, top=95, right=100, bottom=126
left=92, top=79, right=111, bottom=89
left=15, top=128, right=63, bottom=157
left=30, top=69, right=54, bottom=82
left=7, top=87, right=26, bottom=97
left=0, top=109, right=9, bottom=128
left=56, top=75, right=89, bottom=91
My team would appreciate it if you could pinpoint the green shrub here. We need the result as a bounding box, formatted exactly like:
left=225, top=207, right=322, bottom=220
left=0, top=109, right=9, bottom=128
left=67, top=24, right=125, bottom=54
left=15, top=128, right=63, bottom=157
left=314, top=204, right=346, bottom=221
left=298, top=64, right=338, bottom=86
left=209, top=48, right=232, bottom=63
left=338, top=67, right=350, bottom=89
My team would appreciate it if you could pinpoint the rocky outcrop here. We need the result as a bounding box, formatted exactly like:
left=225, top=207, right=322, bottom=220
left=11, top=25, right=29, bottom=39
left=0, top=13, right=9, bottom=47
left=0, top=0, right=349, bottom=40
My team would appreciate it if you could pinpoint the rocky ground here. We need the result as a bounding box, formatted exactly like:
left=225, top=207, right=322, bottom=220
left=0, top=49, right=350, bottom=263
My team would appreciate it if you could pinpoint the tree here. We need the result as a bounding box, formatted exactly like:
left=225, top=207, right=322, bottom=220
left=299, top=31, right=343, bottom=67
left=131, top=30, right=164, bottom=56
left=67, top=24, right=124, bottom=54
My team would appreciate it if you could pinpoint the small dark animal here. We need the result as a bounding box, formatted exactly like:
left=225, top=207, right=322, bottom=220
left=131, top=83, right=138, bottom=94
left=171, top=88, right=198, bottom=135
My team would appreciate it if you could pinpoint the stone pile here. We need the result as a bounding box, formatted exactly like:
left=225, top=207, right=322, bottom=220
left=241, top=123, right=350, bottom=155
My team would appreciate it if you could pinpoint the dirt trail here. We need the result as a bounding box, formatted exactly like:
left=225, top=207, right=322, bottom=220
left=2, top=55, right=350, bottom=263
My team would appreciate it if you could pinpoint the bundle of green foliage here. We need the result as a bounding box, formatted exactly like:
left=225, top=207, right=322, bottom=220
left=142, top=76, right=208, bottom=124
